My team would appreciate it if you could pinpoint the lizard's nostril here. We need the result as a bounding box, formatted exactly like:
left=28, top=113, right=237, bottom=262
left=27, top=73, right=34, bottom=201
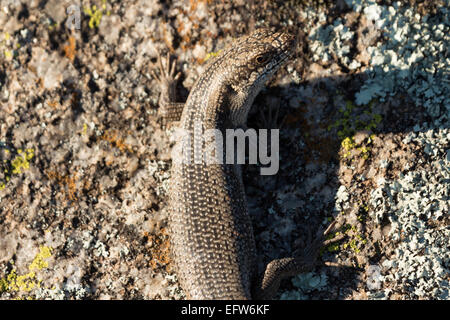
left=276, top=31, right=297, bottom=52
left=285, top=33, right=297, bottom=48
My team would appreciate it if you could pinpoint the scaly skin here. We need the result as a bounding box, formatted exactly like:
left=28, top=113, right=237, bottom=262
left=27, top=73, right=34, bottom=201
left=153, top=28, right=340, bottom=299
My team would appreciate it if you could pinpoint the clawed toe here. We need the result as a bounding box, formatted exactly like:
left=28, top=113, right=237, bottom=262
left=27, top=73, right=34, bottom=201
left=296, top=220, right=344, bottom=262
left=150, top=49, right=184, bottom=127
left=151, top=50, right=181, bottom=85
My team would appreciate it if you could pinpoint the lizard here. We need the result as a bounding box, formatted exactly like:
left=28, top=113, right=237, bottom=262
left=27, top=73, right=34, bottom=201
left=151, top=28, right=341, bottom=299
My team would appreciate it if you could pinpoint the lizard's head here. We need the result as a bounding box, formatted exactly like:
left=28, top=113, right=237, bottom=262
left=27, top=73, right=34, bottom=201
left=227, top=28, right=296, bottom=92
left=213, top=28, right=296, bottom=126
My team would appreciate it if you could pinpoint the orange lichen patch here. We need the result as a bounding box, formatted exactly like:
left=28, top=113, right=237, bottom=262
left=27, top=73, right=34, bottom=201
left=176, top=22, right=185, bottom=37
left=188, top=0, right=213, bottom=12
left=47, top=100, right=59, bottom=109
left=63, top=36, right=76, bottom=62
left=46, top=170, right=78, bottom=201
left=161, top=24, right=175, bottom=53
left=100, top=129, right=133, bottom=154
left=175, top=0, right=217, bottom=52
left=145, top=228, right=171, bottom=271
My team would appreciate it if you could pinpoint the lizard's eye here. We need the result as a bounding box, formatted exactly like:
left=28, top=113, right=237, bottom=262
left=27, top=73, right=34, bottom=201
left=255, top=54, right=270, bottom=65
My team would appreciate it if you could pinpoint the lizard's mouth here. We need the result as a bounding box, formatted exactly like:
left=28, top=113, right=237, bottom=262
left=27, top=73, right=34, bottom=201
left=272, top=30, right=297, bottom=65
left=278, top=31, right=297, bottom=53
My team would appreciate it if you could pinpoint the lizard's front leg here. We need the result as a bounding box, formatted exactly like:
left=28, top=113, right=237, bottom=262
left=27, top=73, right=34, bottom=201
left=150, top=51, right=184, bottom=125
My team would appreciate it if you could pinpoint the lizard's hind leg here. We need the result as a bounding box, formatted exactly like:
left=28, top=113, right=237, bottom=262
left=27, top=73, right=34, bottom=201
left=252, top=221, right=345, bottom=299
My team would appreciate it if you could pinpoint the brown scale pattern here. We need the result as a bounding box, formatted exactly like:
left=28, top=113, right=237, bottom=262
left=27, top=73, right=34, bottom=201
left=155, top=28, right=330, bottom=299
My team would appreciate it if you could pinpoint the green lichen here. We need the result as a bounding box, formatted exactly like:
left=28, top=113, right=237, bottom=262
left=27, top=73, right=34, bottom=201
left=343, top=234, right=367, bottom=254
left=323, top=229, right=344, bottom=253
left=359, top=146, right=371, bottom=160
left=4, top=50, right=12, bottom=58
left=340, top=135, right=373, bottom=160
left=82, top=123, right=88, bottom=136
left=47, top=21, right=59, bottom=31
left=5, top=269, right=38, bottom=292
left=324, top=223, right=367, bottom=255
left=0, top=277, right=7, bottom=292
left=339, top=131, right=376, bottom=161
left=84, top=0, right=110, bottom=29
left=357, top=203, right=369, bottom=222
left=11, top=148, right=34, bottom=174
left=0, top=246, right=53, bottom=296
left=1, top=32, right=15, bottom=59
left=328, top=99, right=382, bottom=142
left=342, top=225, right=367, bottom=254
left=0, top=147, right=35, bottom=190
left=341, top=136, right=356, bottom=158
left=204, top=49, right=222, bottom=62
left=326, top=234, right=341, bottom=252
left=29, top=246, right=52, bottom=271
